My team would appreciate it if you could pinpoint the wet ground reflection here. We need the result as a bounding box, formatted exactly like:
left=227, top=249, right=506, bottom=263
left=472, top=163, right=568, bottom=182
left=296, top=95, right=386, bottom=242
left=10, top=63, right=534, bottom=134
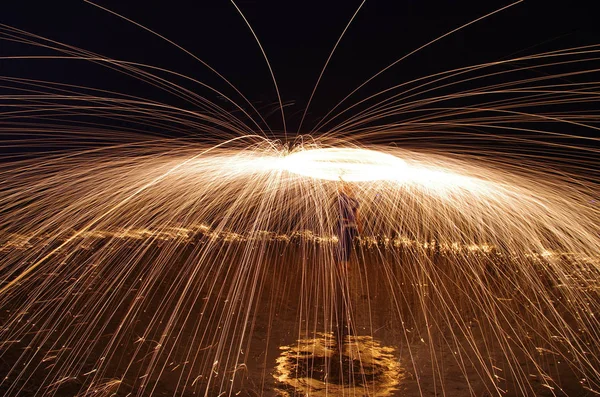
left=275, top=333, right=402, bottom=396
left=1, top=232, right=598, bottom=396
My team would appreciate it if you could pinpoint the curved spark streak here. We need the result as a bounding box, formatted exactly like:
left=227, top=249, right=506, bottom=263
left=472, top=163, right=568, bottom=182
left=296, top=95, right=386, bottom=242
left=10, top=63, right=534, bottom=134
left=0, top=135, right=262, bottom=296
left=1, top=5, right=600, bottom=397
left=1, top=141, right=599, bottom=397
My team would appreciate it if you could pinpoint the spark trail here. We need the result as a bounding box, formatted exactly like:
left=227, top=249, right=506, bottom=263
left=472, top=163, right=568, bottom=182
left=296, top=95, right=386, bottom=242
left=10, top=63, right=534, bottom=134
left=0, top=139, right=598, bottom=396
left=0, top=6, right=600, bottom=397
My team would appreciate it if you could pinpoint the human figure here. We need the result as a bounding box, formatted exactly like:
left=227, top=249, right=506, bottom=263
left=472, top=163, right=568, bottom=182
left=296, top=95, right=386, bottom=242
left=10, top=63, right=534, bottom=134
left=334, top=180, right=361, bottom=349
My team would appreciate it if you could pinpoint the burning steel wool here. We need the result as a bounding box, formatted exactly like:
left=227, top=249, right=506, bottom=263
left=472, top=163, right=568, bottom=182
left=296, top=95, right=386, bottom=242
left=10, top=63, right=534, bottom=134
left=1, top=2, right=600, bottom=396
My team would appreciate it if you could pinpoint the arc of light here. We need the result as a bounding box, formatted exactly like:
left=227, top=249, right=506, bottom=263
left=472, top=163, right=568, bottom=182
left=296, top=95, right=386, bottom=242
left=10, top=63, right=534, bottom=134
left=229, top=0, right=287, bottom=136
left=0, top=54, right=254, bottom=136
left=311, top=0, right=524, bottom=134
left=317, top=46, right=600, bottom=135
left=1, top=25, right=255, bottom=136
left=82, top=1, right=272, bottom=136
left=297, top=0, right=367, bottom=132
left=325, top=58, right=600, bottom=135
left=0, top=135, right=264, bottom=296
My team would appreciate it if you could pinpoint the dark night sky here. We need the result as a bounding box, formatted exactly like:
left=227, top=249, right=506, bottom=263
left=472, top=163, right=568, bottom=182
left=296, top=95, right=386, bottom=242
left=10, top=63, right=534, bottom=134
left=1, top=1, right=599, bottom=134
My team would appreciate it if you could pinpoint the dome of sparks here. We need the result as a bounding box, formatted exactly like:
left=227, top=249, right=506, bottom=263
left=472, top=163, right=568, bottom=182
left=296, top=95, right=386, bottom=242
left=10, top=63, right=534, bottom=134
left=1, top=3, right=600, bottom=395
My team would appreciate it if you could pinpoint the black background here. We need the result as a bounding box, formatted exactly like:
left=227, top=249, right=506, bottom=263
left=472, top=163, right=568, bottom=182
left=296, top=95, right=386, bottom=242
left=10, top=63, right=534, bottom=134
left=1, top=1, right=599, bottom=134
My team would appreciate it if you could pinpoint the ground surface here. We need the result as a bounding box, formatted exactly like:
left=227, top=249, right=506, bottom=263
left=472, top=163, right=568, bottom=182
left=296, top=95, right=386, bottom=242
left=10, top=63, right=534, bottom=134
left=0, top=235, right=596, bottom=396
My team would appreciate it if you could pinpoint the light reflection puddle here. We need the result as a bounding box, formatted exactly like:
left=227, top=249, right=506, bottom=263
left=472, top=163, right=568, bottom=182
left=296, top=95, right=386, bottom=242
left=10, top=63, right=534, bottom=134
left=275, top=333, right=402, bottom=396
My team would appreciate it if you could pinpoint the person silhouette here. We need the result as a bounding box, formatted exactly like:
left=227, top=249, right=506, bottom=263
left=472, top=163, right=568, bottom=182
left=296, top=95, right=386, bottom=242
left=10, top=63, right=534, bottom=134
left=337, top=181, right=360, bottom=270
left=334, top=180, right=361, bottom=347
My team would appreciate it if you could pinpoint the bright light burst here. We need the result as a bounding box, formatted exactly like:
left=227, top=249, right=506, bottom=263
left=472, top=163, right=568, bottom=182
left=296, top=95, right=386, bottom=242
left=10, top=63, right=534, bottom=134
left=1, top=4, right=600, bottom=397
left=280, top=147, right=407, bottom=182
left=280, top=146, right=498, bottom=195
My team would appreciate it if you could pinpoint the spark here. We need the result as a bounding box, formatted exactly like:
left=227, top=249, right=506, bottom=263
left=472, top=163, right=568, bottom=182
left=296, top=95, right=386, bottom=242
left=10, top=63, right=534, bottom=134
left=0, top=6, right=599, bottom=397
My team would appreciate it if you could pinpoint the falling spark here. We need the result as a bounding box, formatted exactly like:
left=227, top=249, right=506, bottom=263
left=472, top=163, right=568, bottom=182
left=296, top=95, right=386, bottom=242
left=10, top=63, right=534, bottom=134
left=0, top=7, right=599, bottom=397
